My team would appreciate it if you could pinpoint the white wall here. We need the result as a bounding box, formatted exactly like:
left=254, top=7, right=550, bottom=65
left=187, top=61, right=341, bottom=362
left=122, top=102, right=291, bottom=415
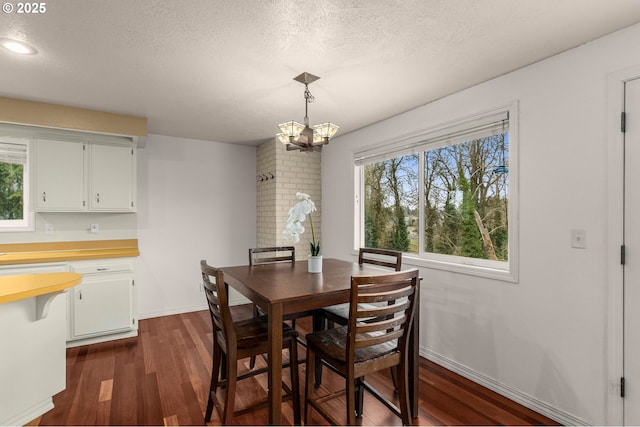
left=136, top=134, right=256, bottom=318
left=321, top=23, right=640, bottom=426
left=0, top=211, right=137, bottom=243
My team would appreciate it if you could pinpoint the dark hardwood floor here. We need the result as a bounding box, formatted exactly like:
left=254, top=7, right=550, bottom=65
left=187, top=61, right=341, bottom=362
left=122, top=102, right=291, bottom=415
left=35, top=306, right=560, bottom=426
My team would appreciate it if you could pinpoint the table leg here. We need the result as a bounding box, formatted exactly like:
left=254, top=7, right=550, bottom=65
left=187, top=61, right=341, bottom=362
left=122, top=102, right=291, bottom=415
left=268, top=303, right=283, bottom=425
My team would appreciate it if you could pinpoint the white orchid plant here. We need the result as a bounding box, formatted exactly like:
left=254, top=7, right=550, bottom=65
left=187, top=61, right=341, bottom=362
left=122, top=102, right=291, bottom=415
left=283, top=192, right=320, bottom=256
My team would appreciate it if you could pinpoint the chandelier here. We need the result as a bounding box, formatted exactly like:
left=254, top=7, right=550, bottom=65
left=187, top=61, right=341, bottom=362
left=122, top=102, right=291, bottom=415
left=276, top=72, right=339, bottom=152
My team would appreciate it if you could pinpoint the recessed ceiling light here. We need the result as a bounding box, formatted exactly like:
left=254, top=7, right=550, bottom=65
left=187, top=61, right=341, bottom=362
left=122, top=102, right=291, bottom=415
left=0, top=38, right=38, bottom=55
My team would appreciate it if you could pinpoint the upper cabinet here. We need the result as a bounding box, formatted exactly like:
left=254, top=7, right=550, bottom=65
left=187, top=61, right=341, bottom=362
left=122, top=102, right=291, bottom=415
left=89, top=143, right=136, bottom=211
left=34, top=138, right=86, bottom=211
left=34, top=138, right=136, bottom=212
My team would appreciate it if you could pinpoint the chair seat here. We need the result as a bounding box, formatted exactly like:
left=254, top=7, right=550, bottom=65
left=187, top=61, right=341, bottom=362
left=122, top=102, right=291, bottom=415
left=320, top=303, right=349, bottom=322
left=306, top=326, right=399, bottom=374
left=216, top=316, right=297, bottom=351
left=320, top=302, right=379, bottom=325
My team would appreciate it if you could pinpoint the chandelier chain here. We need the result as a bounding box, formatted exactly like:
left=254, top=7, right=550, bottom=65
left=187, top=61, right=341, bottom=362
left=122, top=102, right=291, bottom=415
left=304, top=85, right=315, bottom=103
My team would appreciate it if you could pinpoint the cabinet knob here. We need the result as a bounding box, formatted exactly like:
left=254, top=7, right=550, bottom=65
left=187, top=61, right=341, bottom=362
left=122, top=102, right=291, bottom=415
left=42, top=192, right=46, bottom=202
left=96, top=193, right=100, bottom=203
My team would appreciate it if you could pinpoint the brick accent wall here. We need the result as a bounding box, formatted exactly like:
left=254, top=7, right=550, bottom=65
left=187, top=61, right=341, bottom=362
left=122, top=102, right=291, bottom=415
left=256, top=139, right=321, bottom=259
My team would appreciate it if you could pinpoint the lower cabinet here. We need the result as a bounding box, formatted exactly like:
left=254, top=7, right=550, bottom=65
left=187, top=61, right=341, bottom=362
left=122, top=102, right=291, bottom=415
left=67, top=259, right=137, bottom=346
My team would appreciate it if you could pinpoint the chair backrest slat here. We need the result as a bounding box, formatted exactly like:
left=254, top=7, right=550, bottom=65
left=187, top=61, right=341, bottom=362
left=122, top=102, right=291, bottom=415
left=357, top=301, right=410, bottom=322
left=356, top=314, right=407, bottom=335
left=249, top=246, right=295, bottom=266
left=355, top=328, right=405, bottom=349
left=358, top=247, right=402, bottom=271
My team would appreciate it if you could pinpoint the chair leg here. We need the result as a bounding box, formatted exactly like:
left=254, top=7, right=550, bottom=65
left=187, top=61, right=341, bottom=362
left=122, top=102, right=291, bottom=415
left=390, top=366, right=398, bottom=392
left=397, top=363, right=411, bottom=426
left=304, top=348, right=316, bottom=425
left=312, top=313, right=324, bottom=388
left=355, top=377, right=364, bottom=417
left=289, top=339, right=301, bottom=425
left=205, top=341, right=222, bottom=423
left=346, top=374, right=357, bottom=426
left=222, top=354, right=238, bottom=425
left=249, top=305, right=260, bottom=370
left=220, top=353, right=227, bottom=384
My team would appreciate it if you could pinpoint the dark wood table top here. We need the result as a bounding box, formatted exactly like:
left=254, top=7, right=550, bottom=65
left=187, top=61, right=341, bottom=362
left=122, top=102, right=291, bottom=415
left=222, top=258, right=389, bottom=313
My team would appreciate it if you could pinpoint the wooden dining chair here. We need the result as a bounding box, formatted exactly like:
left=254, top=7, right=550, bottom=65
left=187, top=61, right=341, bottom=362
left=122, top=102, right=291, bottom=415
left=315, top=247, right=403, bottom=406
left=304, top=268, right=419, bottom=426
left=248, top=246, right=296, bottom=369
left=200, top=260, right=301, bottom=425
left=248, top=246, right=296, bottom=326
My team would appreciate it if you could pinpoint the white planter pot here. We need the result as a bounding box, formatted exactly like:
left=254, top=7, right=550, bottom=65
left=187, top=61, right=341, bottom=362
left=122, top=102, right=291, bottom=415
left=308, top=255, right=323, bottom=273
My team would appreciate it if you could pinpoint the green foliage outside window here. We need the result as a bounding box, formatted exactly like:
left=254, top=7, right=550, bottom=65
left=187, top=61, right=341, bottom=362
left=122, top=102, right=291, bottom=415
left=364, top=133, right=509, bottom=262
left=0, top=162, right=24, bottom=220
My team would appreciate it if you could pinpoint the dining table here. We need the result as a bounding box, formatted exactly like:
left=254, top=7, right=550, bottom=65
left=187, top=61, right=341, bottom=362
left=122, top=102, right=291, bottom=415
left=222, top=257, right=420, bottom=425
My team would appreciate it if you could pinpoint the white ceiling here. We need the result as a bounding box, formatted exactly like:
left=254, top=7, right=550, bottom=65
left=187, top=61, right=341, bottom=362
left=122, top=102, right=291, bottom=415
left=1, top=0, right=640, bottom=146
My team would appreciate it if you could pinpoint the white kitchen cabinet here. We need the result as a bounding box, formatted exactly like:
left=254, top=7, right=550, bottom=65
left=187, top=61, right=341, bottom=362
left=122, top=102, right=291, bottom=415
left=67, top=259, right=137, bottom=346
left=34, top=139, right=86, bottom=211
left=89, top=143, right=136, bottom=211
left=34, top=138, right=136, bottom=212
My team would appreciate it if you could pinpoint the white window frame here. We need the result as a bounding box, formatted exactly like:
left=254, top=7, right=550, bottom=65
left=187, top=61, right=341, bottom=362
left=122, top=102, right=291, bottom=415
left=353, top=102, right=519, bottom=282
left=0, top=137, right=34, bottom=232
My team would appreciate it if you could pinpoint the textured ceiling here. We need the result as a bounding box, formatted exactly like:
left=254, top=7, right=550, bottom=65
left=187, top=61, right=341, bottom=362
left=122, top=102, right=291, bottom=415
left=1, top=0, right=640, bottom=145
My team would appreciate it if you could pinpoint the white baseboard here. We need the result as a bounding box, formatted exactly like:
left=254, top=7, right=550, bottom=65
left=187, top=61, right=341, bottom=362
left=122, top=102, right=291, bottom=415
left=139, top=303, right=207, bottom=320
left=422, top=348, right=588, bottom=426
left=1, top=398, right=53, bottom=426
left=66, top=329, right=138, bottom=348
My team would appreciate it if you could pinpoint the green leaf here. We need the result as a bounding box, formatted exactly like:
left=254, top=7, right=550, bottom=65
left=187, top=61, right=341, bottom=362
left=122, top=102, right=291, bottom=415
left=309, top=241, right=321, bottom=256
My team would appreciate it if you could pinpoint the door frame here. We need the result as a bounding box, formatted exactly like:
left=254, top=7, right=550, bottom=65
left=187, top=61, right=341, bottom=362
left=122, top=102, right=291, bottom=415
left=607, top=65, right=640, bottom=425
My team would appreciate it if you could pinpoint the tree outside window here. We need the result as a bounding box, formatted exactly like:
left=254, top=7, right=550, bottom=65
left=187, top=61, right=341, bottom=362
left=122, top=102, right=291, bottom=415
left=0, top=139, right=31, bottom=231
left=361, top=116, right=511, bottom=268
left=0, top=162, right=24, bottom=220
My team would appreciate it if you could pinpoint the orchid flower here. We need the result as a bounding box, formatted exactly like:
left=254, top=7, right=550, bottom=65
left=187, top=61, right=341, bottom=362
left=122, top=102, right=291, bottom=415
left=283, top=192, right=320, bottom=255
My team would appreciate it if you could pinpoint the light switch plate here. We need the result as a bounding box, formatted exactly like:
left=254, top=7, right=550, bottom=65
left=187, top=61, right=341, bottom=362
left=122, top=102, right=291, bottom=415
left=571, top=229, right=587, bottom=249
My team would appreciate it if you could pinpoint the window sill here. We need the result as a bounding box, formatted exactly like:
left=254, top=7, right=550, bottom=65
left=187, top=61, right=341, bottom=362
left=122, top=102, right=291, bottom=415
left=402, top=253, right=517, bottom=283
left=350, top=250, right=517, bottom=283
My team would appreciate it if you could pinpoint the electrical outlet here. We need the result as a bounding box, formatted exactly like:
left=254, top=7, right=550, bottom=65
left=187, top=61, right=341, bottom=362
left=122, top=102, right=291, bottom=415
left=45, top=223, right=54, bottom=235
left=199, top=282, right=204, bottom=292
left=571, top=229, right=587, bottom=249
left=90, top=223, right=99, bottom=234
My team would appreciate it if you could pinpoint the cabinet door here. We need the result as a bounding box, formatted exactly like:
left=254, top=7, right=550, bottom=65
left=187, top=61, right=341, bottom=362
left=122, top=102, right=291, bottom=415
left=89, top=143, right=135, bottom=211
left=35, top=139, right=85, bottom=211
left=72, top=276, right=133, bottom=337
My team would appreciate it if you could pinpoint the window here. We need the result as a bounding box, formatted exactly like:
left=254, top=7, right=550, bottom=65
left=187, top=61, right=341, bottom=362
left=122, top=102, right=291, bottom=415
left=0, top=137, right=32, bottom=231
left=354, top=104, right=518, bottom=281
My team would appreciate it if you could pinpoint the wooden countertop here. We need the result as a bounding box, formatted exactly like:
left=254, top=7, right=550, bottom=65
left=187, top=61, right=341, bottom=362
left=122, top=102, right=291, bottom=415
left=0, top=272, right=82, bottom=305
left=0, top=239, right=139, bottom=265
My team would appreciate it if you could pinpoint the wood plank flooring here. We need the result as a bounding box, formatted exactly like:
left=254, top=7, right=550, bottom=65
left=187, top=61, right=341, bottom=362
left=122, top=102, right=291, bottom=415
left=36, top=306, right=560, bottom=426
